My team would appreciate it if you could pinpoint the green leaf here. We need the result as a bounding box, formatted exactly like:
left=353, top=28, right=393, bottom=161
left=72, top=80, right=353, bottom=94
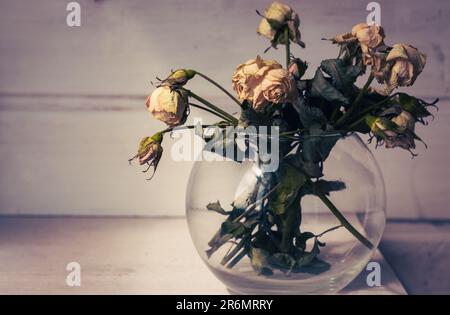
left=206, top=201, right=230, bottom=215
left=220, top=221, right=246, bottom=238
left=310, top=68, right=350, bottom=105
left=268, top=253, right=297, bottom=272
left=293, top=96, right=327, bottom=129
left=295, top=231, right=315, bottom=251
left=298, top=128, right=341, bottom=168
left=315, top=180, right=346, bottom=195
left=269, top=163, right=307, bottom=215
left=249, top=247, right=273, bottom=275
left=293, top=258, right=331, bottom=275
left=395, top=93, right=434, bottom=119
left=296, top=238, right=321, bottom=267
left=320, top=58, right=362, bottom=92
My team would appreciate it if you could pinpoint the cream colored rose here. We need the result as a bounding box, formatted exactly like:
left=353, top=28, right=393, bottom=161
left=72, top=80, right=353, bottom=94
left=253, top=68, right=297, bottom=110
left=332, top=23, right=384, bottom=68
left=351, top=23, right=385, bottom=54
left=257, top=1, right=305, bottom=47
left=146, top=86, right=187, bottom=126
left=232, top=56, right=282, bottom=105
left=383, top=44, right=427, bottom=94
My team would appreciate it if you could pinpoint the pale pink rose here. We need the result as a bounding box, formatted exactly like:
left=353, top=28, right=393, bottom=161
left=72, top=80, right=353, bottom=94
left=253, top=68, right=297, bottom=110
left=146, top=86, right=187, bottom=126
left=232, top=56, right=282, bottom=107
left=351, top=23, right=385, bottom=54
left=383, top=43, right=427, bottom=94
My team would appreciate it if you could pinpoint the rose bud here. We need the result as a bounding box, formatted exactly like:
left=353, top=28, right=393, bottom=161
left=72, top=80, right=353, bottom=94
left=257, top=1, right=305, bottom=48
left=385, top=111, right=416, bottom=150
left=365, top=113, right=420, bottom=152
left=382, top=44, right=427, bottom=94
left=146, top=86, right=188, bottom=126
left=160, top=69, right=196, bottom=88
left=129, top=133, right=164, bottom=180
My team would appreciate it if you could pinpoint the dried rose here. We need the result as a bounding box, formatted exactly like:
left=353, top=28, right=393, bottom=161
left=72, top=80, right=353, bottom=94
left=253, top=68, right=297, bottom=110
left=146, top=86, right=188, bottom=126
left=381, top=44, right=427, bottom=94
left=129, top=133, right=164, bottom=180
left=351, top=23, right=385, bottom=54
left=332, top=23, right=385, bottom=67
left=366, top=112, right=417, bottom=151
left=232, top=56, right=282, bottom=107
left=257, top=1, right=305, bottom=48
left=385, top=111, right=416, bottom=149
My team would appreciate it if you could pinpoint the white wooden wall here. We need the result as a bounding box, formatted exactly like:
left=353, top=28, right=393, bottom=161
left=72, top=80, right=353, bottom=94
left=1, top=0, right=449, bottom=218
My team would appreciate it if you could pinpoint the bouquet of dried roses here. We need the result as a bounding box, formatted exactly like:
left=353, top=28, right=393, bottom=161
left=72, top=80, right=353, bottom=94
left=130, top=1, right=438, bottom=276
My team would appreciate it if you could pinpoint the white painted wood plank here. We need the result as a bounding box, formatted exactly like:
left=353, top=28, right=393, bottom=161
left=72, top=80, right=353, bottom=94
left=1, top=98, right=449, bottom=218
left=0, top=0, right=449, bottom=218
left=380, top=221, right=450, bottom=294
left=0, top=0, right=448, bottom=98
left=0, top=217, right=405, bottom=295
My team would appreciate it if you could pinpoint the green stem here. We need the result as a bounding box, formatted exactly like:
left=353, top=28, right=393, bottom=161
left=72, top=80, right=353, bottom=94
left=161, top=124, right=215, bottom=135
left=226, top=248, right=247, bottom=269
left=221, top=236, right=250, bottom=266
left=184, top=89, right=239, bottom=126
left=314, top=186, right=374, bottom=250
left=347, top=93, right=400, bottom=127
left=335, top=72, right=375, bottom=128
left=347, top=116, right=367, bottom=130
left=284, top=27, right=290, bottom=69
left=194, top=71, right=242, bottom=108
left=189, top=102, right=232, bottom=122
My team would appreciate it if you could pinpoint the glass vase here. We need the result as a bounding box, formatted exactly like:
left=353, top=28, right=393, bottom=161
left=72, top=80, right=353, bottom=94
left=186, top=133, right=386, bottom=294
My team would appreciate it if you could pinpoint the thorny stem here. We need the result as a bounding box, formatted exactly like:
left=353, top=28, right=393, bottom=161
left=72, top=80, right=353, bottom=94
left=194, top=71, right=242, bottom=108
left=335, top=72, right=375, bottom=128
left=184, top=89, right=239, bottom=126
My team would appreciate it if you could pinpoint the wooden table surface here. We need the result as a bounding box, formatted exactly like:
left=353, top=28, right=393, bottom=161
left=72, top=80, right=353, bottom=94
left=0, top=217, right=406, bottom=295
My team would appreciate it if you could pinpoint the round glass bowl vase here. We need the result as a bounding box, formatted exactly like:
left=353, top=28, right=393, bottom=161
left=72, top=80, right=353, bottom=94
left=186, top=134, right=386, bottom=294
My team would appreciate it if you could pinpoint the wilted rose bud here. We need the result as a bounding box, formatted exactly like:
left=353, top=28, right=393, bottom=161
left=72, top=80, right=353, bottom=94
left=367, top=115, right=398, bottom=139
left=129, top=133, right=164, bottom=180
left=366, top=113, right=417, bottom=151
left=382, top=44, right=427, bottom=94
left=146, top=86, right=188, bottom=126
left=257, top=1, right=305, bottom=48
left=161, top=69, right=196, bottom=88
left=385, top=111, right=416, bottom=149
